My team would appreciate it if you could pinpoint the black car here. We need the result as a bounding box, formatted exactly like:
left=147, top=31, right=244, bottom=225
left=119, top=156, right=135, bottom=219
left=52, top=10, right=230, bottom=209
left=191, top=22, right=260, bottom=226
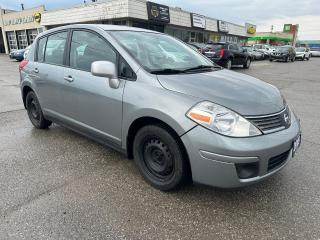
left=204, top=43, right=252, bottom=69
left=269, top=46, right=296, bottom=62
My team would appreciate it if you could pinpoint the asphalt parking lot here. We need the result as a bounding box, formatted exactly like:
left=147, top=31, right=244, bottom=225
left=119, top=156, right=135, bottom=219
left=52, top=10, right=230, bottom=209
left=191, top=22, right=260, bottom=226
left=0, top=54, right=320, bottom=240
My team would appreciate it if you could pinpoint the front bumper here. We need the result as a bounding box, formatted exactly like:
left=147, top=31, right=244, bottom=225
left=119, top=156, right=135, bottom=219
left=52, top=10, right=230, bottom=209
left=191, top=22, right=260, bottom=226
left=181, top=111, right=301, bottom=188
left=270, top=54, right=287, bottom=60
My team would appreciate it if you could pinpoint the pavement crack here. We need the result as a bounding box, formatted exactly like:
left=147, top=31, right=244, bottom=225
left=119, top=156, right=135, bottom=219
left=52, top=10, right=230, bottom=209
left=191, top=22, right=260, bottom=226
left=1, top=181, right=71, bottom=218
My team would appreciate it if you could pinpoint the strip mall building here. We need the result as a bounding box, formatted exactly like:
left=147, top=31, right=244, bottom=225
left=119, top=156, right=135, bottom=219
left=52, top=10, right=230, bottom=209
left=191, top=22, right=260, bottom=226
left=0, top=0, right=256, bottom=54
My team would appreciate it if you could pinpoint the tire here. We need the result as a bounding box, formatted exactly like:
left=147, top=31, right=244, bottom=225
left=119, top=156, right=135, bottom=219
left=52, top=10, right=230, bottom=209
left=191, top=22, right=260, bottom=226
left=269, top=59, right=273, bottom=62
left=243, top=58, right=251, bottom=69
left=26, top=91, right=52, bottom=129
left=225, top=59, right=232, bottom=69
left=133, top=124, right=190, bottom=191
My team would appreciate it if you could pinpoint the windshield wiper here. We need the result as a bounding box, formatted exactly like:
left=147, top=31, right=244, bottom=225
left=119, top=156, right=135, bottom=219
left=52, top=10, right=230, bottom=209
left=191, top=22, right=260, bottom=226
left=150, top=68, right=186, bottom=75
left=183, top=65, right=221, bottom=72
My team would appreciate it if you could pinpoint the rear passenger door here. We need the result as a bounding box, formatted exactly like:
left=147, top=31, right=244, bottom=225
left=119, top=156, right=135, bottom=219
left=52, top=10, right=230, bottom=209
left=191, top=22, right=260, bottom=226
left=61, top=30, right=125, bottom=146
left=34, top=31, right=68, bottom=116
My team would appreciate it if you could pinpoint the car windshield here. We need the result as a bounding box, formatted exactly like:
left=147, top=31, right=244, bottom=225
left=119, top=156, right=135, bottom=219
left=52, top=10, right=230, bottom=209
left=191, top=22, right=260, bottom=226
left=109, top=31, right=214, bottom=73
left=205, top=44, right=224, bottom=50
left=296, top=47, right=305, bottom=52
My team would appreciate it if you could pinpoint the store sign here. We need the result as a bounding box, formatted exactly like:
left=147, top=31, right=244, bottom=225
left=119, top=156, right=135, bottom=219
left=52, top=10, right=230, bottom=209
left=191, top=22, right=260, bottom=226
left=283, top=24, right=292, bottom=33
left=3, top=12, right=41, bottom=26
left=191, top=14, right=206, bottom=29
left=218, top=20, right=229, bottom=33
left=245, top=23, right=256, bottom=34
left=146, top=2, right=170, bottom=23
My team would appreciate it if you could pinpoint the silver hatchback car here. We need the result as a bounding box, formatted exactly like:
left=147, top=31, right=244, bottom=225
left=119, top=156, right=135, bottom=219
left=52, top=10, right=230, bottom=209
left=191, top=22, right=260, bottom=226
left=20, top=25, right=301, bottom=191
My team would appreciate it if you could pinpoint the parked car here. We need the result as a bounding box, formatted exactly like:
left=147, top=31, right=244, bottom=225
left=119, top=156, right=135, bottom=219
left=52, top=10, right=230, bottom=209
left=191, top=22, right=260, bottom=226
left=270, top=46, right=296, bottom=62
left=253, top=44, right=271, bottom=58
left=20, top=24, right=301, bottom=191
left=242, top=46, right=265, bottom=60
left=9, top=48, right=26, bottom=61
left=204, top=42, right=252, bottom=69
left=310, top=49, right=320, bottom=57
left=295, top=47, right=311, bottom=60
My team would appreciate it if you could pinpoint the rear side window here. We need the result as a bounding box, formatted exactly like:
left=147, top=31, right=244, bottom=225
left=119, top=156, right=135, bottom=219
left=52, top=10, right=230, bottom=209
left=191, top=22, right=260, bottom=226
left=69, top=30, right=116, bottom=72
left=44, top=31, right=68, bottom=65
left=37, top=37, right=47, bottom=62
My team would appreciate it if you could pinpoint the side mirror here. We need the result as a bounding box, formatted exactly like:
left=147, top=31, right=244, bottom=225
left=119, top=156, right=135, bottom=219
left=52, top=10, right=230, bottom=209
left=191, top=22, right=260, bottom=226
left=91, top=61, right=120, bottom=89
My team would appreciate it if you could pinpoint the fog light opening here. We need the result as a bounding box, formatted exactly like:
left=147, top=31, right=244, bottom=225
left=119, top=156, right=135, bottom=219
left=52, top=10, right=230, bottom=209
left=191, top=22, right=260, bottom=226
left=235, top=162, right=259, bottom=179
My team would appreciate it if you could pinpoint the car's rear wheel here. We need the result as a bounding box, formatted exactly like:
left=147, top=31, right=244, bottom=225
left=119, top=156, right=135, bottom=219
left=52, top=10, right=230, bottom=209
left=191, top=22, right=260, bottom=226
left=133, top=124, right=189, bottom=191
left=243, top=58, right=251, bottom=69
left=26, top=91, right=52, bottom=129
left=226, top=59, right=232, bottom=69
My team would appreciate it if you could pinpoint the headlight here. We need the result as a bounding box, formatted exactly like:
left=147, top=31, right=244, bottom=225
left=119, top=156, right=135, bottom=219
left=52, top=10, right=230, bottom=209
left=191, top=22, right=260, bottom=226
left=186, top=101, right=262, bottom=137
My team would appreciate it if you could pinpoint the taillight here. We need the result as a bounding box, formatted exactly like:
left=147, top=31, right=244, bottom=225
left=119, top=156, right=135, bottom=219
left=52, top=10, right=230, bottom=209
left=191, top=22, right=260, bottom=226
left=19, top=60, right=29, bottom=72
left=219, top=48, right=225, bottom=58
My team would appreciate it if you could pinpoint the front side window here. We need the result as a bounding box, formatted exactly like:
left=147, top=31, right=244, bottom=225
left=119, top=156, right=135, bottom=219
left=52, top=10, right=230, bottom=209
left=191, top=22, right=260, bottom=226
left=37, top=37, right=47, bottom=62
left=109, top=31, right=214, bottom=73
left=44, top=31, right=68, bottom=65
left=69, top=30, right=116, bottom=72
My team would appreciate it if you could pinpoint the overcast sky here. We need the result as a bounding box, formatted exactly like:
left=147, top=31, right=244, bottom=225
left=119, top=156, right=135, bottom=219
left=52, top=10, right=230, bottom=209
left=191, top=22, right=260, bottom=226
left=1, top=0, right=319, bottom=40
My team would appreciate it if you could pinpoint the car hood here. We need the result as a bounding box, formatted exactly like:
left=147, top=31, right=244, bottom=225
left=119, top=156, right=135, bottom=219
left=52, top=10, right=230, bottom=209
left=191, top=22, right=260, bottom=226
left=157, top=69, right=284, bottom=116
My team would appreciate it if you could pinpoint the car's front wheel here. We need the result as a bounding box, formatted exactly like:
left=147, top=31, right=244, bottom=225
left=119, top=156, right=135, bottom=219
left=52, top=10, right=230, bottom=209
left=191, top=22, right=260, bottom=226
left=26, top=91, right=52, bottom=129
left=133, top=124, right=190, bottom=191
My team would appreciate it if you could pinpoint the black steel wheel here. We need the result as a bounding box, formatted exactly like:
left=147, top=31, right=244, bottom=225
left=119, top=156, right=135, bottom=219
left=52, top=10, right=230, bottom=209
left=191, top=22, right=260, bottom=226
left=26, top=91, right=52, bottom=129
left=133, top=124, right=190, bottom=191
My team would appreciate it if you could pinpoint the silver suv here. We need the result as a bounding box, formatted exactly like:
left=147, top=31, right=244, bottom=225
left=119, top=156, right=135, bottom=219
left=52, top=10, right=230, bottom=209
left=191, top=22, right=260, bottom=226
left=20, top=25, right=301, bottom=191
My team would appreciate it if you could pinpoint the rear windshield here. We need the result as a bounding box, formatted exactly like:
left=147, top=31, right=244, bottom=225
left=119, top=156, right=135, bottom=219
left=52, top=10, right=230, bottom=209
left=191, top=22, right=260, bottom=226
left=205, top=44, right=224, bottom=50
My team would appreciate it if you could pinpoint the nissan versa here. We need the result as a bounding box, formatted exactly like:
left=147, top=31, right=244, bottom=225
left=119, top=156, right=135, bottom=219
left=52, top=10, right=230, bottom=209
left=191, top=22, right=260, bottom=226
left=19, top=25, right=301, bottom=191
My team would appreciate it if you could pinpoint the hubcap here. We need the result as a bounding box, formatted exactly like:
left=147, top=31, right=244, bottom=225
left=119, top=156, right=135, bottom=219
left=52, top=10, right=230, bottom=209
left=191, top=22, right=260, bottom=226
left=29, top=98, right=40, bottom=120
left=143, top=138, right=174, bottom=179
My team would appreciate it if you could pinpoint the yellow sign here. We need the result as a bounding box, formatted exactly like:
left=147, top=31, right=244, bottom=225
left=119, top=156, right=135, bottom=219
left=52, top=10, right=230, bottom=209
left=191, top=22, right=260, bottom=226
left=247, top=25, right=256, bottom=34
left=34, top=12, right=41, bottom=23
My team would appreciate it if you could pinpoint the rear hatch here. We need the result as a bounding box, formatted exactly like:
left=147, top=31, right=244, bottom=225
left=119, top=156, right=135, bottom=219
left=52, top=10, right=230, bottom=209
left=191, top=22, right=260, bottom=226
left=204, top=44, right=225, bottom=58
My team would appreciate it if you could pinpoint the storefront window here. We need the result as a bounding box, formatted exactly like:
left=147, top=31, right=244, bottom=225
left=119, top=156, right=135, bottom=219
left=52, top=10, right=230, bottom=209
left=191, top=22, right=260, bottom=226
left=27, top=29, right=38, bottom=45
left=6, top=31, right=18, bottom=52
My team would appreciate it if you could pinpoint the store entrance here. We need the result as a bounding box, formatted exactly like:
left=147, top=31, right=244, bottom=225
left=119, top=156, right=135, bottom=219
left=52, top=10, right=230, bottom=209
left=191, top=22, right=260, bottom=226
left=0, top=28, right=5, bottom=53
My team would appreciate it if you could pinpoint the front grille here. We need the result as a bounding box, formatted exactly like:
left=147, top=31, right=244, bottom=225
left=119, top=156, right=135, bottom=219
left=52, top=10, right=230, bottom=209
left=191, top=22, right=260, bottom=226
left=246, top=108, right=291, bottom=134
left=268, top=150, right=290, bottom=171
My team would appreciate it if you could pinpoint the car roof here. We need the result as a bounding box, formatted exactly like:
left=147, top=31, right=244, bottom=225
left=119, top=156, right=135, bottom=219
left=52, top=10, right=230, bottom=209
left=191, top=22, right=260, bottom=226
left=37, top=24, right=159, bottom=38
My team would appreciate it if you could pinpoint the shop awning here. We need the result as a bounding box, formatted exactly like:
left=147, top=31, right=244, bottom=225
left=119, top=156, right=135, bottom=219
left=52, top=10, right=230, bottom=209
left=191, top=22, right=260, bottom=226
left=248, top=36, right=292, bottom=41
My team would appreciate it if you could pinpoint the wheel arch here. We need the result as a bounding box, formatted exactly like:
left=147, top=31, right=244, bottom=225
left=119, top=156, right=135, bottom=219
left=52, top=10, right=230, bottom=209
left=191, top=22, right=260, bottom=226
left=22, top=85, right=34, bottom=109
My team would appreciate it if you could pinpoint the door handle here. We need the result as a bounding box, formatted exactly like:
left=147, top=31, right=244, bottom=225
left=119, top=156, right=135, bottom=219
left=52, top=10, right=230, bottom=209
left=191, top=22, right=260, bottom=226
left=64, top=76, right=74, bottom=82
left=33, top=68, right=39, bottom=73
